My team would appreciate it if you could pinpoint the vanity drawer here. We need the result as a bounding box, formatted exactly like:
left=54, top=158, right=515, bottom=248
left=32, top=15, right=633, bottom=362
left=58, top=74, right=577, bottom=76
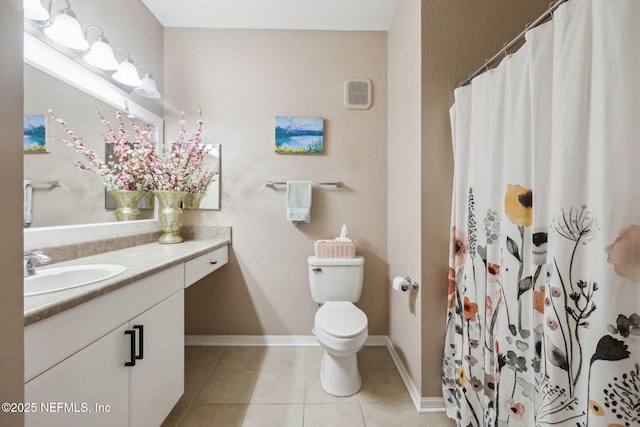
left=184, top=246, right=228, bottom=288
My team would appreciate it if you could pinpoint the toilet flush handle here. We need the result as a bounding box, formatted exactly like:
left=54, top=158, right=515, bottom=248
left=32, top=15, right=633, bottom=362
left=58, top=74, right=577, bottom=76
left=312, top=267, right=322, bottom=272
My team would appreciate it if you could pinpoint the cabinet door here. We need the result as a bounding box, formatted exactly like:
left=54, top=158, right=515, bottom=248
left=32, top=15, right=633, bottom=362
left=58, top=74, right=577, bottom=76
left=129, top=290, right=184, bottom=427
left=25, top=324, right=130, bottom=427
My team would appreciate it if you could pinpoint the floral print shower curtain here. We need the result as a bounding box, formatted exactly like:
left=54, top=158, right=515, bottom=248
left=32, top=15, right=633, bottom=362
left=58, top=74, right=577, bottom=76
left=443, top=1, right=640, bottom=426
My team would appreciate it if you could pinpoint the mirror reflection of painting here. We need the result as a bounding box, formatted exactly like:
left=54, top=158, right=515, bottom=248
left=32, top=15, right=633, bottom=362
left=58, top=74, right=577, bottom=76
left=24, top=114, right=49, bottom=153
left=275, top=116, right=324, bottom=154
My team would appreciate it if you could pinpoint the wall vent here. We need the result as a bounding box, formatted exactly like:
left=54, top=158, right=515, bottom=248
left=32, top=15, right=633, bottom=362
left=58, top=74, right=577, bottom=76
left=344, top=79, right=372, bottom=110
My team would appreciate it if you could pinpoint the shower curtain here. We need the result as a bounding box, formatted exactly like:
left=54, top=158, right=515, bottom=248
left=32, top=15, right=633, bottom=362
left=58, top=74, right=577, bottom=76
left=443, top=1, right=640, bottom=426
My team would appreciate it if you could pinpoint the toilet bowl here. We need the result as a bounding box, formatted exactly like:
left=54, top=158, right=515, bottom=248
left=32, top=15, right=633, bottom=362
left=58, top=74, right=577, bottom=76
left=313, top=301, right=368, bottom=396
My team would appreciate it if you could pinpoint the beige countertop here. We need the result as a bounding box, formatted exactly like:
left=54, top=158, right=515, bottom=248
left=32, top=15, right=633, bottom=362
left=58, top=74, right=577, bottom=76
left=24, top=238, right=229, bottom=327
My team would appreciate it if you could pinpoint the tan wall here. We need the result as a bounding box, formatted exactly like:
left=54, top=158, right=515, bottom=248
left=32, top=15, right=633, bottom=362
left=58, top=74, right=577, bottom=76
left=420, top=0, right=550, bottom=397
left=167, top=29, right=389, bottom=335
left=1, top=0, right=25, bottom=425
left=388, top=0, right=423, bottom=393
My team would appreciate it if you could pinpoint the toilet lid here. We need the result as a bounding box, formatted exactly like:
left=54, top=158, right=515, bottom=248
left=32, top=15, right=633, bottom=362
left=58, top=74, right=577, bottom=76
left=315, top=301, right=367, bottom=338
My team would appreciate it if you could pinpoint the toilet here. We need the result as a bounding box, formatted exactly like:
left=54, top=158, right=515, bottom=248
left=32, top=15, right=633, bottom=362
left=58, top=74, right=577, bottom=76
left=308, top=256, right=368, bottom=396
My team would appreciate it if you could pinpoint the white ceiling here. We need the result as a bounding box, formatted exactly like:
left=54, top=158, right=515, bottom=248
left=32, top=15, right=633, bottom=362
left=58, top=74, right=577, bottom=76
left=141, top=0, right=400, bottom=31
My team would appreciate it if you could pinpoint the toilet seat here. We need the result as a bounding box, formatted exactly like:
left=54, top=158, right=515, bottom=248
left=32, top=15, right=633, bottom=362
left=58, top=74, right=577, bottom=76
left=315, top=301, right=367, bottom=338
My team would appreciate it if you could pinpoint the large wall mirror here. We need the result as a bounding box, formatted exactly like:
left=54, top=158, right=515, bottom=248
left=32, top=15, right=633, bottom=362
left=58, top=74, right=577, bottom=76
left=24, top=62, right=157, bottom=227
left=23, top=31, right=220, bottom=247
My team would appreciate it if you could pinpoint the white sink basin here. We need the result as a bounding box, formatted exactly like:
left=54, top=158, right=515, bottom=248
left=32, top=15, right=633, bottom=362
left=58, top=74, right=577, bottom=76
left=24, top=264, right=127, bottom=297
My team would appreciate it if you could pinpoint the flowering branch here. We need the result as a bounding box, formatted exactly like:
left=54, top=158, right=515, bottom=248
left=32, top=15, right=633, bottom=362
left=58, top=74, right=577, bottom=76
left=149, top=109, right=218, bottom=193
left=50, top=106, right=218, bottom=194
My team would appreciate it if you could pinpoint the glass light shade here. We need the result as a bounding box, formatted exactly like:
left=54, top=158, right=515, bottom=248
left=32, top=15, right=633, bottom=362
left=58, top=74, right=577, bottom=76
left=84, top=37, right=119, bottom=70
left=24, top=0, right=50, bottom=21
left=112, top=59, right=142, bottom=87
left=43, top=9, right=89, bottom=50
left=134, top=74, right=161, bottom=98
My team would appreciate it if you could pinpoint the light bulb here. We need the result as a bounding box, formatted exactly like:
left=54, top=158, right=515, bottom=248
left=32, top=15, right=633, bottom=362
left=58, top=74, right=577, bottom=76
left=43, top=8, right=88, bottom=50
left=113, top=58, right=142, bottom=87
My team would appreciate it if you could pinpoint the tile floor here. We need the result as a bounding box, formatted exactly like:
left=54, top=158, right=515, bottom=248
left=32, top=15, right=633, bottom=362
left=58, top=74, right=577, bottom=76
left=161, top=345, right=455, bottom=427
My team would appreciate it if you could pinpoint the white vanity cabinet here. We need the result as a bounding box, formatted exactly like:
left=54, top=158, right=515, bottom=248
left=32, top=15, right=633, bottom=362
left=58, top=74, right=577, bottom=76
left=24, top=243, right=229, bottom=427
left=25, top=265, right=185, bottom=427
left=184, top=245, right=228, bottom=288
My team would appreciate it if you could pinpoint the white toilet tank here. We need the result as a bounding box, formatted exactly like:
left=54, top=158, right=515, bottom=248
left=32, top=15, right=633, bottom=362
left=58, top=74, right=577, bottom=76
left=308, top=256, right=364, bottom=303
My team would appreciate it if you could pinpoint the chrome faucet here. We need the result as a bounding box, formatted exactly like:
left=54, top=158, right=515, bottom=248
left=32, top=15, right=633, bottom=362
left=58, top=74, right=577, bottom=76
left=24, top=251, right=51, bottom=278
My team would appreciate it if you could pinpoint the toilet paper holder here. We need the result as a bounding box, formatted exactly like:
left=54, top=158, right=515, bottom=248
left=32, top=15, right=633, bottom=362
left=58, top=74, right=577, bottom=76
left=402, top=277, right=419, bottom=292
left=395, top=276, right=419, bottom=292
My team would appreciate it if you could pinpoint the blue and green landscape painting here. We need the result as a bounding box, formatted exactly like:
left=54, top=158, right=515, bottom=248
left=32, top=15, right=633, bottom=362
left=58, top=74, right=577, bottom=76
left=24, top=115, right=47, bottom=153
left=275, top=116, right=323, bottom=154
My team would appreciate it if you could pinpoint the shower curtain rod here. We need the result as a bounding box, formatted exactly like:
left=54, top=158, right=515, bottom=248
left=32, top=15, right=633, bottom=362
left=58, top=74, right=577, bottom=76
left=457, top=0, right=568, bottom=88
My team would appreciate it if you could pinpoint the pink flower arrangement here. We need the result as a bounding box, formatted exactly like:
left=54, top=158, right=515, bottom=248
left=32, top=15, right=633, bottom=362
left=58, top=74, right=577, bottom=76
left=50, top=107, right=218, bottom=194
left=149, top=110, right=218, bottom=193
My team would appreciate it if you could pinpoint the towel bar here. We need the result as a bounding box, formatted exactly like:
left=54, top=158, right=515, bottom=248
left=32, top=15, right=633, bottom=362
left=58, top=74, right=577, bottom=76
left=32, top=180, right=61, bottom=188
left=265, top=181, right=343, bottom=188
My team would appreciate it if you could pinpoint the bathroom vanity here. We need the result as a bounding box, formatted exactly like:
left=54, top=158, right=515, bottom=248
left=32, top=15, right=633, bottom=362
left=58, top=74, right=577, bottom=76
left=23, top=237, right=229, bottom=427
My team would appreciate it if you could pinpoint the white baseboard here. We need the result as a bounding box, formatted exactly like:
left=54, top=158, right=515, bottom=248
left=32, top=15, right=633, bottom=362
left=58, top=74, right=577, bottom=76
left=419, top=397, right=447, bottom=413
left=184, top=334, right=445, bottom=413
left=186, top=334, right=319, bottom=346
left=382, top=337, right=445, bottom=413
left=185, top=334, right=389, bottom=347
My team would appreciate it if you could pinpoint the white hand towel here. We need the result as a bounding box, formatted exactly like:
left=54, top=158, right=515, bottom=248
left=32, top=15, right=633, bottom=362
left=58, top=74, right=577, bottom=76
left=286, top=181, right=312, bottom=224
left=24, top=180, right=33, bottom=227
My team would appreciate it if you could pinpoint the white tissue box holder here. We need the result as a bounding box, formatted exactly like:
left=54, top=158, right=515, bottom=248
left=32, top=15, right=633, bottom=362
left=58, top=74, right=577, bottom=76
left=314, top=241, right=357, bottom=258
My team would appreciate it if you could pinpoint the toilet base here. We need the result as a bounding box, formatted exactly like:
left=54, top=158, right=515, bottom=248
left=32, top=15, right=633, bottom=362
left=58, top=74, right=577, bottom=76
left=319, top=350, right=361, bottom=396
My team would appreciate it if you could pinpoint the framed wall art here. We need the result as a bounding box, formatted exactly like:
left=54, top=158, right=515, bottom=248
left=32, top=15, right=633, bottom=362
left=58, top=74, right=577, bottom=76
left=23, top=114, right=49, bottom=153
left=275, top=116, right=324, bottom=154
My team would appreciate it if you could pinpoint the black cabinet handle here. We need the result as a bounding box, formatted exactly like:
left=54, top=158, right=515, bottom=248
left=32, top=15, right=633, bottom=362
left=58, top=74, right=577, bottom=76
left=133, top=325, right=144, bottom=360
left=124, top=330, right=136, bottom=367
left=210, top=260, right=218, bottom=265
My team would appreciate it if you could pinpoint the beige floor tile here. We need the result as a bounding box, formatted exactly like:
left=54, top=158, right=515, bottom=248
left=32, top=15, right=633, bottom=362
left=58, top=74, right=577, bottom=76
left=160, top=400, right=190, bottom=427
left=185, top=346, right=226, bottom=373
left=216, top=347, right=268, bottom=370
left=422, top=411, right=457, bottom=427
left=241, top=404, right=303, bottom=427
left=361, top=402, right=427, bottom=427
left=358, top=369, right=412, bottom=403
left=182, top=365, right=210, bottom=404
left=178, top=404, right=246, bottom=427
left=166, top=345, right=437, bottom=426
left=250, top=370, right=305, bottom=403
left=260, top=346, right=307, bottom=370
left=305, top=346, right=323, bottom=371
left=182, top=346, right=226, bottom=403
left=304, top=370, right=359, bottom=404
left=357, top=346, right=396, bottom=370
left=303, top=403, right=365, bottom=427
left=195, top=369, right=258, bottom=404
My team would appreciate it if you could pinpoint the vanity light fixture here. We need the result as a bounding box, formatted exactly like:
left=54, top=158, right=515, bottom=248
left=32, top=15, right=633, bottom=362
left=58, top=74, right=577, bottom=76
left=43, top=0, right=88, bottom=50
left=25, top=0, right=161, bottom=98
left=112, top=48, right=142, bottom=87
left=24, top=0, right=50, bottom=21
left=134, top=66, right=161, bottom=99
left=83, top=26, right=119, bottom=71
